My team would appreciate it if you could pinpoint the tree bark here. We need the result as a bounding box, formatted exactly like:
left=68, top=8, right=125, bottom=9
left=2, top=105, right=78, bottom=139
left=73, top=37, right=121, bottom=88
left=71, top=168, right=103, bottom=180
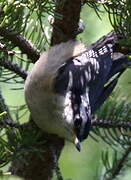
left=51, top=0, right=82, bottom=45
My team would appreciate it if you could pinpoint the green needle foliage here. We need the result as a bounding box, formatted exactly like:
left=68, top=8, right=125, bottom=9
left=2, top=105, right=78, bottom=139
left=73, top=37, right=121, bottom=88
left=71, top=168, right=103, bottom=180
left=0, top=0, right=131, bottom=180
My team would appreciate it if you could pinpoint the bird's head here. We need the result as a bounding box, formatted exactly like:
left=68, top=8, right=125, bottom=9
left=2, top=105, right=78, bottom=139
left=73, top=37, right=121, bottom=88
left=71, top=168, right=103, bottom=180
left=63, top=88, right=91, bottom=151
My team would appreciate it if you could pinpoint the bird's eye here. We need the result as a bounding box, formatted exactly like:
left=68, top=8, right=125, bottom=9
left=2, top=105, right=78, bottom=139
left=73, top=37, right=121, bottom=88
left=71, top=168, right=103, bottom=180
left=74, top=117, right=82, bottom=128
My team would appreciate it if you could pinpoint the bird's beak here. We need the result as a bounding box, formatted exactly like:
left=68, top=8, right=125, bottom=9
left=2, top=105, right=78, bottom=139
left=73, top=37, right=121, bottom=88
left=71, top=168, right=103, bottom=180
left=74, top=137, right=81, bottom=152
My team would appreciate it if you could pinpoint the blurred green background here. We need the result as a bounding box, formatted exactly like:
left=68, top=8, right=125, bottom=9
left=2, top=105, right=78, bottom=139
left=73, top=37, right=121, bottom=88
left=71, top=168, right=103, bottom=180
left=1, top=5, right=131, bottom=180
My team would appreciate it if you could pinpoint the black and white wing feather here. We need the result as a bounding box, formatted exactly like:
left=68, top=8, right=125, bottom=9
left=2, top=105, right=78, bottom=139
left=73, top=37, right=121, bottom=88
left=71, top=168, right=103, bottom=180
left=54, top=44, right=113, bottom=142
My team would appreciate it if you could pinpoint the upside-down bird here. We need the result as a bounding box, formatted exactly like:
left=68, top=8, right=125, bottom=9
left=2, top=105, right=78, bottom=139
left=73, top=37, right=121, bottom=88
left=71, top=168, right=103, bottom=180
left=24, top=40, right=128, bottom=151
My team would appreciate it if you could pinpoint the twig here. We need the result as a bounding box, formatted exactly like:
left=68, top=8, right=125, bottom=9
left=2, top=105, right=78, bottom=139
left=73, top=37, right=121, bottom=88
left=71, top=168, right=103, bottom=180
left=1, top=115, right=131, bottom=132
left=109, top=146, right=131, bottom=180
left=0, top=91, right=13, bottom=123
left=0, top=58, right=28, bottom=80
left=0, top=91, right=18, bottom=144
left=0, top=42, right=15, bottom=55
left=92, top=119, right=131, bottom=130
left=0, top=118, right=29, bottom=129
left=0, top=27, right=40, bottom=63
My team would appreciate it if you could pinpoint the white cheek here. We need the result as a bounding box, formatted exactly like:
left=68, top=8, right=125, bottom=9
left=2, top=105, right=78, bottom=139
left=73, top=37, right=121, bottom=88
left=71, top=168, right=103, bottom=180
left=63, top=91, right=73, bottom=125
left=64, top=104, right=73, bottom=124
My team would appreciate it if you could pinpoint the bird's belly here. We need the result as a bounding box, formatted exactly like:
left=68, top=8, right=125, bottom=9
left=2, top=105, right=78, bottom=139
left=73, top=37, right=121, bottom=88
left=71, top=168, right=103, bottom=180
left=28, top=95, right=74, bottom=142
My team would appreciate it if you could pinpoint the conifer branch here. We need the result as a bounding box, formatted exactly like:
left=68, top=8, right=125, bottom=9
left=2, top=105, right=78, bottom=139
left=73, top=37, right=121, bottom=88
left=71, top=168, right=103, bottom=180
left=92, top=119, right=131, bottom=130
left=0, top=42, right=15, bottom=55
left=0, top=91, right=13, bottom=123
left=108, top=146, right=131, bottom=180
left=0, top=27, right=40, bottom=62
left=1, top=117, right=131, bottom=134
left=0, top=58, right=27, bottom=80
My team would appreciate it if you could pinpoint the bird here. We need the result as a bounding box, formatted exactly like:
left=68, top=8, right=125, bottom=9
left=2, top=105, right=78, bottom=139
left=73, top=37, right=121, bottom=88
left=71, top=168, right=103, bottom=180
left=24, top=40, right=125, bottom=151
